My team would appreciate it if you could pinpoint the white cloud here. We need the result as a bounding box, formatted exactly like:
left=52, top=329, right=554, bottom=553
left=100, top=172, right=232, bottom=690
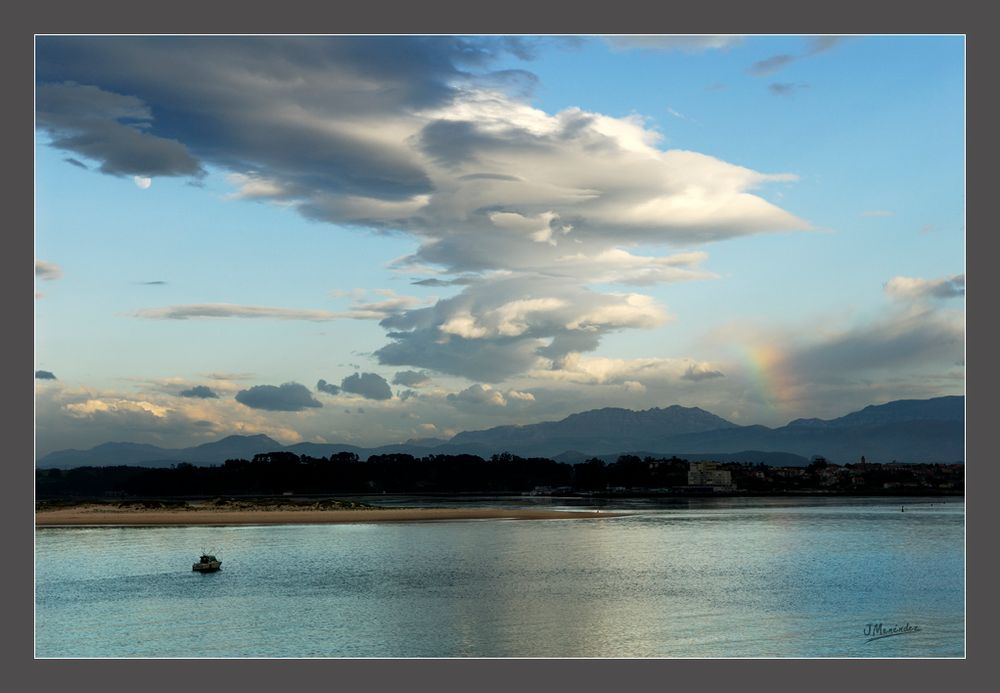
left=376, top=276, right=674, bottom=381
left=398, top=93, right=807, bottom=279
left=440, top=297, right=569, bottom=339
left=446, top=383, right=535, bottom=408
left=531, top=353, right=723, bottom=386
left=564, top=293, right=667, bottom=332
left=884, top=274, right=965, bottom=301
left=553, top=249, right=716, bottom=286
left=681, top=363, right=726, bottom=381
left=506, top=389, right=536, bottom=402
left=225, top=172, right=288, bottom=199
left=66, top=397, right=168, bottom=418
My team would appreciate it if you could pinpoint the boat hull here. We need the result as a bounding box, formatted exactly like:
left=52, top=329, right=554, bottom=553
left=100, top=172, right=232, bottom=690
left=192, top=561, right=221, bottom=572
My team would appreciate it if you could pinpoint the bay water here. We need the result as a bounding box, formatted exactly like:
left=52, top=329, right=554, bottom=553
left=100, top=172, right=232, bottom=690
left=35, top=496, right=964, bottom=657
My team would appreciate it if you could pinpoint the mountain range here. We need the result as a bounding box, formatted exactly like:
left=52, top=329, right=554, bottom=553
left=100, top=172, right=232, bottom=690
left=36, top=396, right=964, bottom=469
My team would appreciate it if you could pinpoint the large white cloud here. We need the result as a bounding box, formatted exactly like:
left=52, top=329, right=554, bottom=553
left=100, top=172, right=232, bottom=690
left=38, top=37, right=811, bottom=384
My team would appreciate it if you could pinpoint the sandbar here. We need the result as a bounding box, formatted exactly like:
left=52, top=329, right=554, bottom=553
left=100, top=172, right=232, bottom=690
left=35, top=505, right=620, bottom=527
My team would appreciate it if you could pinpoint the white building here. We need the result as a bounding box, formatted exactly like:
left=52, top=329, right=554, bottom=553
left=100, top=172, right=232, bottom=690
left=687, top=461, right=735, bottom=491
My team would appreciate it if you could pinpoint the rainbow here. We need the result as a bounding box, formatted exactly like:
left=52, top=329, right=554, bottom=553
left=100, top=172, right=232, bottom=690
left=742, top=344, right=797, bottom=416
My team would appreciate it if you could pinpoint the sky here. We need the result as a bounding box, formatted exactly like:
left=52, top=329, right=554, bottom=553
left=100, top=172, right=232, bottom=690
left=33, top=35, right=965, bottom=456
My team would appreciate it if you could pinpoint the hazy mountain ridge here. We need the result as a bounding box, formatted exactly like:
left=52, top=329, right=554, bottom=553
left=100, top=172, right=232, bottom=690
left=37, top=396, right=964, bottom=468
left=449, top=405, right=738, bottom=455
left=786, top=396, right=964, bottom=429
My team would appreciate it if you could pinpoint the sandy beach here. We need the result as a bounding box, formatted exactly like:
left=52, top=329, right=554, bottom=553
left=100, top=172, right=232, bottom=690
left=35, top=504, right=619, bottom=527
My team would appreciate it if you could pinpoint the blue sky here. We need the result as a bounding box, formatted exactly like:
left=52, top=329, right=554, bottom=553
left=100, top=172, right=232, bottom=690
left=34, top=36, right=965, bottom=455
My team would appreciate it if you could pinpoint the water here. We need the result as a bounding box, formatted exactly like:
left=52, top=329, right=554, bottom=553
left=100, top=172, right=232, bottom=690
left=35, top=496, right=964, bottom=657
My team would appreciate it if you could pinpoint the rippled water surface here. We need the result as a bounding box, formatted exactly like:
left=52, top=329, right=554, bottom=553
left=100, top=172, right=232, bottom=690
left=35, top=496, right=964, bottom=657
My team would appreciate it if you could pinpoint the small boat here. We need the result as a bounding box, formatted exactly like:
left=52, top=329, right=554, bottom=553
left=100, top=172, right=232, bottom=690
left=192, top=554, right=222, bottom=572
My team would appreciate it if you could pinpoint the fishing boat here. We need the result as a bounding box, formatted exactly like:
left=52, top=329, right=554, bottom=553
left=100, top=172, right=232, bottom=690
left=192, top=553, right=222, bottom=572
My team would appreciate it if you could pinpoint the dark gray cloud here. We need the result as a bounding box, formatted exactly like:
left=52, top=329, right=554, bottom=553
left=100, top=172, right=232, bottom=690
left=749, top=37, right=846, bottom=78
left=138, top=280, right=167, bottom=286
left=378, top=331, right=539, bottom=383
left=769, top=83, right=809, bottom=96
left=35, top=37, right=536, bottom=200
left=340, top=372, right=393, bottom=400
left=784, top=309, right=963, bottom=381
left=136, top=293, right=422, bottom=322
left=748, top=54, right=795, bottom=77
left=316, top=379, right=341, bottom=395
left=411, top=276, right=479, bottom=287
left=806, top=36, right=848, bottom=55
left=36, top=82, right=202, bottom=178
left=64, top=157, right=88, bottom=169
left=35, top=370, right=57, bottom=380
left=35, top=260, right=63, bottom=280
left=391, top=370, right=431, bottom=388
left=178, top=385, right=218, bottom=399
left=135, top=304, right=347, bottom=321
left=235, top=382, right=323, bottom=411
left=457, top=172, right=523, bottom=182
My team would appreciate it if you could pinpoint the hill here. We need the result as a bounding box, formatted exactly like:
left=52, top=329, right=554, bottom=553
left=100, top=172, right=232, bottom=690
left=36, top=396, right=964, bottom=468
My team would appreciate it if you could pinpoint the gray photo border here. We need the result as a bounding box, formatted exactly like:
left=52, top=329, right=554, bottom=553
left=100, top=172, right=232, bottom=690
left=9, top=0, right=992, bottom=690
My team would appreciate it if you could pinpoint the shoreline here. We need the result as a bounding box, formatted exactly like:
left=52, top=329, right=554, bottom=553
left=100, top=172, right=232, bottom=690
left=35, top=506, right=621, bottom=527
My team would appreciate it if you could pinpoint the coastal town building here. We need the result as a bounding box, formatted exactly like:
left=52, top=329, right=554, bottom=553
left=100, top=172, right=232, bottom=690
left=687, top=461, right=735, bottom=492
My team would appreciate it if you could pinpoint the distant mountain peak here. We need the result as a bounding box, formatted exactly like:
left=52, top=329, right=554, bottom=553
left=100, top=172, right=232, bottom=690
left=216, top=433, right=278, bottom=442
left=449, top=403, right=739, bottom=456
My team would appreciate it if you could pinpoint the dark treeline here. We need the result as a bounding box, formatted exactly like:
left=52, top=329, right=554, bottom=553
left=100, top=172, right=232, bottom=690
left=34, top=451, right=963, bottom=499
left=35, top=451, right=689, bottom=498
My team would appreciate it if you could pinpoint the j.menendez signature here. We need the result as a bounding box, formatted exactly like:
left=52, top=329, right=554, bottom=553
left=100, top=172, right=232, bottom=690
left=864, top=622, right=922, bottom=643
